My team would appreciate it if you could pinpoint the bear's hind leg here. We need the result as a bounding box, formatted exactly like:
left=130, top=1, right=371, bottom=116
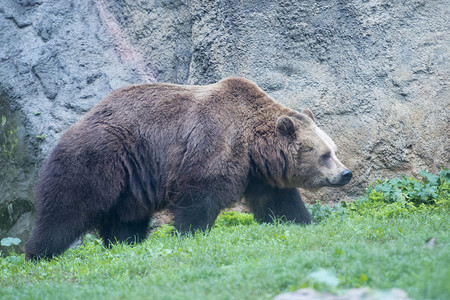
left=25, top=215, right=89, bottom=260
left=245, top=180, right=312, bottom=224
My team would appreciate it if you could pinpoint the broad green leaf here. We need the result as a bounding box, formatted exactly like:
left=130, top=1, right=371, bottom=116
left=1, top=237, right=21, bottom=247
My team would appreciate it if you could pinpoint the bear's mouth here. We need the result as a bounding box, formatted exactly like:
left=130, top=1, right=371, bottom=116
left=327, top=180, right=348, bottom=187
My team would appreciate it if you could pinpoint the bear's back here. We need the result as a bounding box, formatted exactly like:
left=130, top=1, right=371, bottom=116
left=76, top=78, right=275, bottom=138
left=93, top=77, right=271, bottom=117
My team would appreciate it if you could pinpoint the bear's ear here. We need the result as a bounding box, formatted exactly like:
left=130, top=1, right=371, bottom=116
left=276, top=116, right=296, bottom=138
left=302, top=108, right=314, bottom=121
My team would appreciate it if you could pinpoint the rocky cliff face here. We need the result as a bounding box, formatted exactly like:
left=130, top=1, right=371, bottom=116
left=1, top=0, right=449, bottom=247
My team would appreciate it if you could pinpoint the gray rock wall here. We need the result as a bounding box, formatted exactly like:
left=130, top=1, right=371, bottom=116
left=1, top=0, right=449, bottom=247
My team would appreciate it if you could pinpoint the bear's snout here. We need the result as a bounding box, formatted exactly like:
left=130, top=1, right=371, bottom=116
left=339, top=169, right=353, bottom=185
left=327, top=169, right=352, bottom=187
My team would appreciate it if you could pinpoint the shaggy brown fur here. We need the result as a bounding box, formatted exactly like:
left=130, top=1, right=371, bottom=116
left=25, top=78, right=351, bottom=260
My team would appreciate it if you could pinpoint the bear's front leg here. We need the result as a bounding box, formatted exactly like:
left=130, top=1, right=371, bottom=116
left=170, top=201, right=220, bottom=233
left=244, top=179, right=312, bottom=224
left=98, top=215, right=150, bottom=247
left=168, top=180, right=239, bottom=233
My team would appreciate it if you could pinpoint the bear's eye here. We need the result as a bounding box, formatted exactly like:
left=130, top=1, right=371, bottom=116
left=321, top=152, right=331, bottom=161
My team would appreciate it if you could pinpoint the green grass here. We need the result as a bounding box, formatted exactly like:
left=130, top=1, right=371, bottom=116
left=2, top=169, right=449, bottom=299
left=1, top=211, right=449, bottom=300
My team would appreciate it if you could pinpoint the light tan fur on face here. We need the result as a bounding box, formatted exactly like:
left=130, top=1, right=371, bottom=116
left=313, top=126, right=348, bottom=186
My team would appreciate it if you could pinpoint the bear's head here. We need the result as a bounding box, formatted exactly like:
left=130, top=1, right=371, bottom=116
left=270, top=109, right=352, bottom=190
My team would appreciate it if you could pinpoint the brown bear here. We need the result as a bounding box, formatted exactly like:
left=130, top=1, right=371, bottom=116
left=25, top=78, right=352, bottom=260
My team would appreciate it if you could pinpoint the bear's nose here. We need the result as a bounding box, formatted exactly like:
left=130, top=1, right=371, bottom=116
left=340, top=169, right=353, bottom=185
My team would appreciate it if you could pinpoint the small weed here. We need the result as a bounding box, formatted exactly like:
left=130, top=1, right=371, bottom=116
left=213, top=210, right=256, bottom=229
left=151, top=224, right=177, bottom=238
left=35, top=134, right=47, bottom=141
left=307, top=201, right=347, bottom=223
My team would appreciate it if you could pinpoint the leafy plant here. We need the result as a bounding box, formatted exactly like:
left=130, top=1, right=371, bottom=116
left=341, top=167, right=449, bottom=218
left=305, top=168, right=449, bottom=222
left=304, top=268, right=340, bottom=290
left=366, top=168, right=448, bottom=205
